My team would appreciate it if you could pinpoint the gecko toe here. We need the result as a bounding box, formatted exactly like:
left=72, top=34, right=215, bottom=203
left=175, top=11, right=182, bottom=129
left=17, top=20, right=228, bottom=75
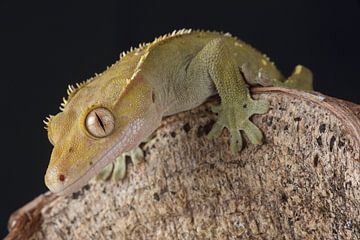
left=112, top=155, right=127, bottom=181
left=208, top=122, right=225, bottom=139
left=230, top=129, right=243, bottom=154
left=96, top=162, right=114, bottom=181
left=130, top=147, right=144, bottom=165
left=249, top=99, right=269, bottom=115
left=241, top=120, right=263, bottom=145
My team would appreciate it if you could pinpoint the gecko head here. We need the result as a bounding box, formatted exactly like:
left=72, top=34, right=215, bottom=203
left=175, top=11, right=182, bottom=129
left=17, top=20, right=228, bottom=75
left=44, top=72, right=161, bottom=196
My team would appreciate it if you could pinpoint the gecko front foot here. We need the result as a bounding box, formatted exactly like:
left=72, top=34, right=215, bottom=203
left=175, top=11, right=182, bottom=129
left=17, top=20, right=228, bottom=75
left=96, top=146, right=144, bottom=181
left=208, top=92, right=269, bottom=153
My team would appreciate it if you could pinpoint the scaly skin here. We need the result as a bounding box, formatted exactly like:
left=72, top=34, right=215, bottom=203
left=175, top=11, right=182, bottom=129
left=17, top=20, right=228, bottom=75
left=44, top=29, right=313, bottom=195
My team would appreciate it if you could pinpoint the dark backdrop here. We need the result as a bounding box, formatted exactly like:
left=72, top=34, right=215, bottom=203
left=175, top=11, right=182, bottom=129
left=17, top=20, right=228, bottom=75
left=1, top=0, right=359, bottom=237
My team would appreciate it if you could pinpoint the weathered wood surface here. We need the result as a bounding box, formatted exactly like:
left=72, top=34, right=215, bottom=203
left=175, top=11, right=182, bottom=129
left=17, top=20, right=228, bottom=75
left=6, top=87, right=360, bottom=239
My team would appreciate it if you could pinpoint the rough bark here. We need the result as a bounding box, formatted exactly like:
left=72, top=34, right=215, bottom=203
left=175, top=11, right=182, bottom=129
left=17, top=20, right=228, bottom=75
left=6, top=87, right=360, bottom=240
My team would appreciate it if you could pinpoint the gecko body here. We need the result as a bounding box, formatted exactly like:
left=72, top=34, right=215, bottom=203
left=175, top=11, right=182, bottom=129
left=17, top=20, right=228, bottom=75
left=44, top=29, right=312, bottom=195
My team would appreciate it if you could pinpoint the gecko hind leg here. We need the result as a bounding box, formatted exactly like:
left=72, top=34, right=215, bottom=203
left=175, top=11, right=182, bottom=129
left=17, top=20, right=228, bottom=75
left=96, top=145, right=144, bottom=181
left=276, top=65, right=313, bottom=90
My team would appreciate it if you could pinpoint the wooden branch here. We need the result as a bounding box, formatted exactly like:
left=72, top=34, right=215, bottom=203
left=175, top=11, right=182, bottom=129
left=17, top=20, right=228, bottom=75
left=6, top=87, right=360, bottom=239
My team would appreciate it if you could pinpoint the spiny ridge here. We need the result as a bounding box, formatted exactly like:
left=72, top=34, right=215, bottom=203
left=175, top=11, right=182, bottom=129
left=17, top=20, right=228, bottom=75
left=43, top=114, right=54, bottom=130
left=59, top=78, right=93, bottom=111
left=56, top=29, right=232, bottom=115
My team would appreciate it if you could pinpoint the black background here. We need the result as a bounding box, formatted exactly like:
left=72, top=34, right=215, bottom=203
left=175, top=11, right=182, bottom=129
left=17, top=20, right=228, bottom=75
left=1, top=0, right=359, bottom=237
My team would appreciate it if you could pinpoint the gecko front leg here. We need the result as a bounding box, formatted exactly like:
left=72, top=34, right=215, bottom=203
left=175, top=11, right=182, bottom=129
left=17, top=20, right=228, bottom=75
left=208, top=91, right=269, bottom=153
left=189, top=38, right=269, bottom=153
left=96, top=146, right=144, bottom=181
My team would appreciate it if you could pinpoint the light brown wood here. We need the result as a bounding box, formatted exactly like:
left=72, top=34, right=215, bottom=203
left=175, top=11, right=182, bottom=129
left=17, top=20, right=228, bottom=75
left=6, top=87, right=360, bottom=239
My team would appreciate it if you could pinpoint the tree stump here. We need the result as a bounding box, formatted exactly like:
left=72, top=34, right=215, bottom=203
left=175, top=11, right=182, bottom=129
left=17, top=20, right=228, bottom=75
left=6, top=87, right=360, bottom=239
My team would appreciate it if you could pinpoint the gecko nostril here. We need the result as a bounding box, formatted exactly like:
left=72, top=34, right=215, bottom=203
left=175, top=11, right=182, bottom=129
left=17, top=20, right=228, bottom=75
left=59, top=174, right=65, bottom=182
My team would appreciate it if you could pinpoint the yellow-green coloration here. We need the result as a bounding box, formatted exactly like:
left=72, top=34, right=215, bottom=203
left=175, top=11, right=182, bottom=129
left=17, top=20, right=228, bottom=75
left=44, top=29, right=313, bottom=195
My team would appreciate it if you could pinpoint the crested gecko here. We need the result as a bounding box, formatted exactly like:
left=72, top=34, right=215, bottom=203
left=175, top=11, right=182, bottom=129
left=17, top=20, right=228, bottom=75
left=44, top=29, right=313, bottom=195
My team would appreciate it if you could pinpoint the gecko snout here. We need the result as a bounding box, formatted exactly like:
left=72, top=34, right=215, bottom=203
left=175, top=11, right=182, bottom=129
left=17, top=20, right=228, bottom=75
left=44, top=166, right=67, bottom=193
left=59, top=174, right=66, bottom=182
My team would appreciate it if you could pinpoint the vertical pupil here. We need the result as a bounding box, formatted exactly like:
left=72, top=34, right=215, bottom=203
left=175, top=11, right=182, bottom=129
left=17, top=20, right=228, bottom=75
left=95, top=112, right=106, bottom=132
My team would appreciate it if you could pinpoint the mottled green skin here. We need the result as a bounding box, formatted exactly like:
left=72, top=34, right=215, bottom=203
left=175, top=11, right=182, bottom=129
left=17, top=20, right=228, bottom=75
left=140, top=31, right=312, bottom=152
left=96, top=30, right=313, bottom=187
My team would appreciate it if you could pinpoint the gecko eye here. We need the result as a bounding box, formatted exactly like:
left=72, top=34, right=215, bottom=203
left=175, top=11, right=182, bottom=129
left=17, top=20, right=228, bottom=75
left=85, top=107, right=115, bottom=138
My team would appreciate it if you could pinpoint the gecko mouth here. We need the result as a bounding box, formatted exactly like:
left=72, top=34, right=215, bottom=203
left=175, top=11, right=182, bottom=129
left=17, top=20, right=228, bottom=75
left=53, top=119, right=144, bottom=196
